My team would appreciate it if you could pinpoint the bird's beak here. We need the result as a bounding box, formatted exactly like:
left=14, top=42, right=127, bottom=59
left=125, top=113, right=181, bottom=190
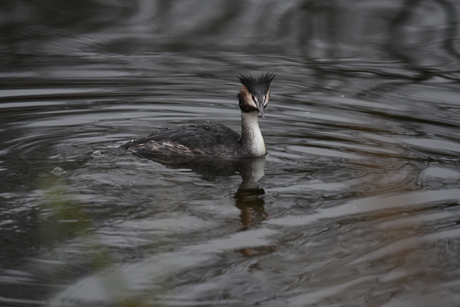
left=256, top=95, right=265, bottom=118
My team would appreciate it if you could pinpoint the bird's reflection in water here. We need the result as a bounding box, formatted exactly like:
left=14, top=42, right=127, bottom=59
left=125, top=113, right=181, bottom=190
left=135, top=154, right=274, bottom=255
left=234, top=157, right=267, bottom=230
left=233, top=158, right=276, bottom=256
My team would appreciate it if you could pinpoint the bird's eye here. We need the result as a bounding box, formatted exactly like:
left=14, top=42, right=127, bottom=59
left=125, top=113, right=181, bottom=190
left=263, top=95, right=269, bottom=107
left=251, top=95, right=257, bottom=103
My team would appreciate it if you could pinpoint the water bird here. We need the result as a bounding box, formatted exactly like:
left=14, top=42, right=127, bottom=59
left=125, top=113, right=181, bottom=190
left=121, top=72, right=275, bottom=157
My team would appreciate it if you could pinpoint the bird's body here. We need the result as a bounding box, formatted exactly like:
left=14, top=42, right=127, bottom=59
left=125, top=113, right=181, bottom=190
left=121, top=72, right=275, bottom=158
left=122, top=122, right=241, bottom=157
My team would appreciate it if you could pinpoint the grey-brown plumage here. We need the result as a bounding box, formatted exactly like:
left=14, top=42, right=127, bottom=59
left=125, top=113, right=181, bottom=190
left=121, top=72, right=275, bottom=157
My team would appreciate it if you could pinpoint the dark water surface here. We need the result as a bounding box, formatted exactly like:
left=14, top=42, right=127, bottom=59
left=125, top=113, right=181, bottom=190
left=1, top=1, right=460, bottom=306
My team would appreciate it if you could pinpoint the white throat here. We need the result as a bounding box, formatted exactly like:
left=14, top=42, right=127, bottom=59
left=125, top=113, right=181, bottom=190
left=241, top=111, right=266, bottom=156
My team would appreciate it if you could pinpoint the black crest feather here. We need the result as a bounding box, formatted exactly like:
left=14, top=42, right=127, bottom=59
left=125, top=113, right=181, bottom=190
left=237, top=72, right=276, bottom=95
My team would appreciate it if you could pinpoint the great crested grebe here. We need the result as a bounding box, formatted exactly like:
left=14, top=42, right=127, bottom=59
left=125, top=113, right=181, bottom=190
left=120, top=72, right=275, bottom=157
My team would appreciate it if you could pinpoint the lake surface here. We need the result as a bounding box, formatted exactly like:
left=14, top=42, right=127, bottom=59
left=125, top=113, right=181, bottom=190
left=1, top=1, right=460, bottom=306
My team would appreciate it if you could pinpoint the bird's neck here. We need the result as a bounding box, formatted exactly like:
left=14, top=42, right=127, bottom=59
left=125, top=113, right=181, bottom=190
left=240, top=111, right=266, bottom=156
